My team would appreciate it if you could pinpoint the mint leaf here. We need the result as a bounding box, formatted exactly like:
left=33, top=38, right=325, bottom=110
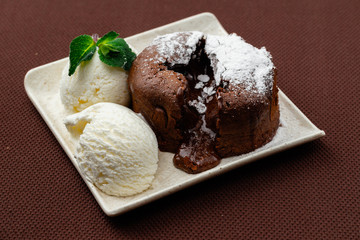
left=123, top=48, right=136, bottom=71
left=96, top=33, right=137, bottom=70
left=99, top=44, right=111, bottom=56
left=96, top=31, right=119, bottom=46
left=68, top=35, right=96, bottom=76
left=102, top=38, right=128, bottom=52
left=98, top=48, right=127, bottom=68
left=111, top=39, right=136, bottom=70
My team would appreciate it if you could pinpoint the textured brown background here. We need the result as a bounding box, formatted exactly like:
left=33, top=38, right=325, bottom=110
left=1, top=0, right=359, bottom=239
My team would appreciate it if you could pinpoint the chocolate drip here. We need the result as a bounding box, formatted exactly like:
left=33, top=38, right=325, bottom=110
left=173, top=116, right=219, bottom=173
left=169, top=39, right=221, bottom=173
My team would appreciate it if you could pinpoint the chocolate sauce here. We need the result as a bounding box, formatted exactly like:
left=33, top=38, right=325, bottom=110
left=169, top=39, right=221, bottom=173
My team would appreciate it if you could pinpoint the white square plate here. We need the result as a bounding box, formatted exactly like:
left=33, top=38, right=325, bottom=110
left=24, top=12, right=325, bottom=216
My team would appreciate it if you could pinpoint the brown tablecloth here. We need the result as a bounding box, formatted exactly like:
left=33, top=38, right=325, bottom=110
left=1, top=0, right=359, bottom=239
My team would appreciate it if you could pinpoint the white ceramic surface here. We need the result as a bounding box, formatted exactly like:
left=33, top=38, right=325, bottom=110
left=24, top=12, right=325, bottom=216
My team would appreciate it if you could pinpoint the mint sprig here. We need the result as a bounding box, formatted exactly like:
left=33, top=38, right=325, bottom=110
left=68, top=31, right=136, bottom=76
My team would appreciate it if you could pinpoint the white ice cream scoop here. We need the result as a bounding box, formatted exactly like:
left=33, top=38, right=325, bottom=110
left=60, top=50, right=131, bottom=112
left=64, top=103, right=159, bottom=197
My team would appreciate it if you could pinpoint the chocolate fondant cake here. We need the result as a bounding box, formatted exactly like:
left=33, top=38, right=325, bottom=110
left=128, top=32, right=279, bottom=173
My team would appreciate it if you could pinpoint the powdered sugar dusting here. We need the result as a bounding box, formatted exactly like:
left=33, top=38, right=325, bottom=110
left=150, top=32, right=275, bottom=114
left=188, top=97, right=207, bottom=114
left=188, top=74, right=216, bottom=114
left=195, top=82, right=204, bottom=89
left=198, top=74, right=210, bottom=82
left=152, top=31, right=204, bottom=66
left=205, top=33, right=274, bottom=95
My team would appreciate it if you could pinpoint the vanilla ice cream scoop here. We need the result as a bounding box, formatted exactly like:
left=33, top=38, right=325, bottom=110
left=60, top=50, right=131, bottom=112
left=64, top=102, right=159, bottom=197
